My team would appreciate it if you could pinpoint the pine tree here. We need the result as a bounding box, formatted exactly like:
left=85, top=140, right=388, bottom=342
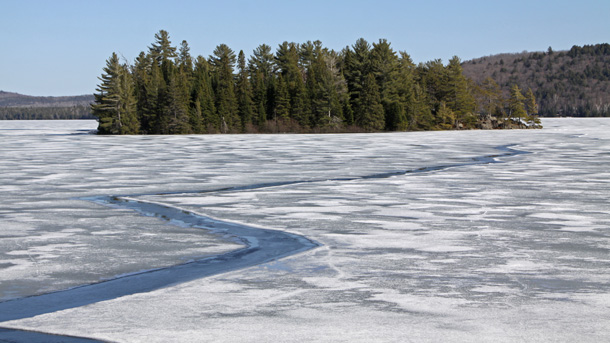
left=446, top=56, right=476, bottom=128
left=437, top=101, right=456, bottom=129
left=478, top=77, right=504, bottom=118
left=370, top=39, right=399, bottom=103
left=91, top=52, right=138, bottom=134
left=149, top=30, right=177, bottom=62
left=275, top=41, right=308, bottom=126
left=275, top=73, right=290, bottom=120
left=394, top=51, right=416, bottom=130
left=236, top=50, right=254, bottom=131
left=508, top=84, right=527, bottom=126
left=251, top=69, right=267, bottom=127
left=417, top=59, right=448, bottom=128
left=344, top=38, right=371, bottom=121
left=524, top=87, right=541, bottom=126
left=147, top=30, right=179, bottom=134
left=133, top=51, right=155, bottom=133
left=192, top=56, right=217, bottom=132
left=411, top=83, right=434, bottom=130
left=167, top=68, right=191, bottom=134
left=299, top=41, right=316, bottom=70
left=210, top=44, right=238, bottom=132
left=384, top=100, right=406, bottom=131
left=356, top=74, right=385, bottom=131
left=308, top=45, right=340, bottom=128
left=249, top=44, right=275, bottom=124
left=178, top=40, right=193, bottom=73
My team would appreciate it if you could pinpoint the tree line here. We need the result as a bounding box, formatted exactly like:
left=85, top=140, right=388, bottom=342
left=462, top=43, right=610, bottom=117
left=0, top=106, right=93, bottom=120
left=92, top=30, right=540, bottom=134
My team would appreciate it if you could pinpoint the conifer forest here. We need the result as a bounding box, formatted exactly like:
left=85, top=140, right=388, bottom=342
left=92, top=31, right=540, bottom=134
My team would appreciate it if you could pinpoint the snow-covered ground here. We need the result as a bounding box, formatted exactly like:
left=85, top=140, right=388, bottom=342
left=1, top=119, right=609, bottom=342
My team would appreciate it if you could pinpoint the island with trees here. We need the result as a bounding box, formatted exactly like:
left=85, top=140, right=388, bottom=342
left=91, top=30, right=540, bottom=134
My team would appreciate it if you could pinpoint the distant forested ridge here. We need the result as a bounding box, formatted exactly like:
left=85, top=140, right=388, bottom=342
left=462, top=43, right=610, bottom=117
left=92, top=30, right=541, bottom=134
left=0, top=91, right=94, bottom=119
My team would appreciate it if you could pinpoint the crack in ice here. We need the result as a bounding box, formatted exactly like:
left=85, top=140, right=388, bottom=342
left=0, top=144, right=529, bottom=341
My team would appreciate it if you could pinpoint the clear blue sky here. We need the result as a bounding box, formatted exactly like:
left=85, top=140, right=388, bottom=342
left=1, top=0, right=608, bottom=96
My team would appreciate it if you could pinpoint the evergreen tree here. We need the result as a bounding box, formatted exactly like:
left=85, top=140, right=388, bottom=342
left=167, top=68, right=192, bottom=134
left=384, top=100, right=406, bottom=131
left=508, top=84, right=527, bottom=126
left=275, top=73, right=290, bottom=120
left=91, top=52, right=138, bottom=134
left=308, top=64, right=331, bottom=128
left=210, top=44, right=238, bottom=132
left=417, top=59, right=448, bottom=127
left=149, top=30, right=177, bottom=62
left=236, top=50, right=254, bottom=131
left=525, top=87, right=538, bottom=116
left=344, top=38, right=371, bottom=120
left=251, top=69, right=267, bottom=127
left=146, top=30, right=179, bottom=134
left=411, top=83, right=434, bottom=130
left=133, top=51, right=155, bottom=133
left=178, top=40, right=193, bottom=73
left=446, top=56, right=476, bottom=128
left=356, top=74, right=385, bottom=130
left=192, top=56, right=217, bottom=132
left=275, top=41, right=308, bottom=125
left=524, top=87, right=541, bottom=126
left=298, top=41, right=317, bottom=70
left=370, top=39, right=399, bottom=103
left=478, top=77, right=504, bottom=117
left=394, top=51, right=416, bottom=130
left=249, top=44, right=276, bottom=123
left=249, top=44, right=276, bottom=79
left=436, top=101, right=456, bottom=129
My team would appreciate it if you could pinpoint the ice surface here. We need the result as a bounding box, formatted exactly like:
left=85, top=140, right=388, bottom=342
left=1, top=119, right=610, bottom=342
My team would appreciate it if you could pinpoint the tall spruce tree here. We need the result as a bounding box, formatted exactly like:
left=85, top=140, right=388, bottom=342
left=236, top=50, right=254, bottom=131
left=393, top=51, right=416, bottom=130
left=192, top=56, right=217, bottom=132
left=133, top=51, right=155, bottom=133
left=344, top=38, right=372, bottom=121
left=356, top=74, right=385, bottom=131
left=167, top=67, right=192, bottom=134
left=275, top=74, right=290, bottom=122
left=276, top=42, right=309, bottom=125
left=446, top=56, right=476, bottom=128
left=370, top=39, right=399, bottom=102
left=210, top=44, right=238, bottom=132
left=92, top=52, right=138, bottom=134
left=249, top=44, right=276, bottom=124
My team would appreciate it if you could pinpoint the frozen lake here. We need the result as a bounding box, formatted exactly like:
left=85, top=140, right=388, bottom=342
left=1, top=119, right=609, bottom=342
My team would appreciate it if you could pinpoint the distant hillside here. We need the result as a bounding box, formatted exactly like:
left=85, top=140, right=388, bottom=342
left=0, top=91, right=94, bottom=119
left=0, top=91, right=94, bottom=107
left=462, top=43, right=610, bottom=117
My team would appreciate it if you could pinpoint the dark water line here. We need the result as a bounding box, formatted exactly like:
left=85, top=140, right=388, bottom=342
left=0, top=198, right=320, bottom=324
left=0, top=144, right=529, bottom=342
left=136, top=144, right=529, bottom=197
